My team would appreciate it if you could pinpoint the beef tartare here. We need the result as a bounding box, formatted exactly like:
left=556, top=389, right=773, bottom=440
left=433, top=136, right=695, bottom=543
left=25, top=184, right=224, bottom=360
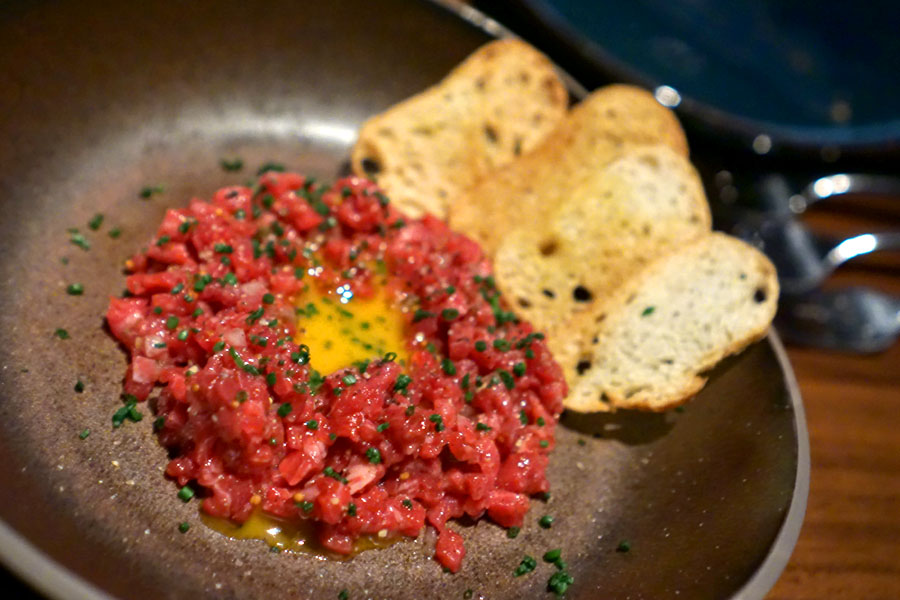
left=106, top=171, right=567, bottom=571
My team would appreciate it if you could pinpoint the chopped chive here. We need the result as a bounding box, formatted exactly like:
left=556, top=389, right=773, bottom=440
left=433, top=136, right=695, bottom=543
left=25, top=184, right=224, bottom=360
left=54, top=328, right=70, bottom=340
left=214, top=243, right=233, bottom=254
left=177, top=486, right=194, bottom=502
left=476, top=422, right=491, bottom=432
left=277, top=403, right=292, bottom=417
left=342, top=374, right=357, bottom=386
left=506, top=526, right=520, bottom=539
left=347, top=503, right=356, bottom=517
left=66, top=283, right=84, bottom=295
left=441, top=358, right=456, bottom=376
left=262, top=293, right=275, bottom=304
left=441, top=308, right=459, bottom=321
left=402, top=499, right=413, bottom=509
left=178, top=522, right=190, bottom=533
left=192, top=307, right=203, bottom=317
left=139, top=185, right=165, bottom=199
left=474, top=340, right=487, bottom=352
left=74, top=380, right=85, bottom=393
left=412, top=309, right=433, bottom=322
left=306, top=419, right=318, bottom=430
left=394, top=374, right=412, bottom=392
left=499, top=370, right=515, bottom=390
left=176, top=330, right=189, bottom=341
left=220, top=157, right=244, bottom=171
left=212, top=341, right=225, bottom=352
left=323, top=466, right=349, bottom=484
left=108, top=227, right=122, bottom=239
left=257, top=162, right=285, bottom=175
left=78, top=428, right=91, bottom=440
left=642, top=306, right=655, bottom=317
left=429, top=414, right=445, bottom=432
left=338, top=590, right=349, bottom=600
left=513, top=362, right=526, bottom=377
left=266, top=372, right=277, bottom=386
left=405, top=405, right=415, bottom=416
left=539, top=440, right=549, bottom=448
left=170, top=282, right=184, bottom=294
left=514, top=555, right=537, bottom=577
left=165, top=316, right=179, bottom=330
left=543, top=549, right=562, bottom=563
left=492, top=339, right=510, bottom=351
left=376, top=422, right=389, bottom=433
left=365, top=447, right=382, bottom=464
left=88, top=213, right=104, bottom=230
left=616, top=540, right=631, bottom=553
left=538, top=515, right=554, bottom=529
left=547, top=571, right=574, bottom=595
left=69, top=232, right=90, bottom=250
left=298, top=500, right=314, bottom=513
left=519, top=410, right=528, bottom=425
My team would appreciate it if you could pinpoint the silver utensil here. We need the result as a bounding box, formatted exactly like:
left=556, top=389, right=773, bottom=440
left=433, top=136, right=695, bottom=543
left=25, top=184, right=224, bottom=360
left=734, top=217, right=900, bottom=296
left=776, top=287, right=900, bottom=353
left=719, top=172, right=900, bottom=216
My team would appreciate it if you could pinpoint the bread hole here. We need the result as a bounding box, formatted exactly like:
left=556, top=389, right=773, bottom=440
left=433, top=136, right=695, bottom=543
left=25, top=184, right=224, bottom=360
left=660, top=358, right=674, bottom=365
left=754, top=287, right=768, bottom=303
left=625, top=293, right=637, bottom=305
left=513, top=137, right=523, bottom=156
left=376, top=128, right=394, bottom=138
left=594, top=313, right=606, bottom=324
left=532, top=113, right=543, bottom=125
left=484, top=124, right=498, bottom=144
left=739, top=272, right=747, bottom=280
left=412, top=126, right=433, bottom=136
left=542, top=288, right=556, bottom=299
left=539, top=238, right=558, bottom=256
left=599, top=392, right=611, bottom=404
left=437, top=188, right=448, bottom=199
left=576, top=358, right=592, bottom=375
left=642, top=224, right=651, bottom=236
left=572, top=286, right=592, bottom=302
left=475, top=76, right=486, bottom=90
left=605, top=108, right=618, bottom=118
left=360, top=157, right=382, bottom=177
left=517, top=297, right=531, bottom=309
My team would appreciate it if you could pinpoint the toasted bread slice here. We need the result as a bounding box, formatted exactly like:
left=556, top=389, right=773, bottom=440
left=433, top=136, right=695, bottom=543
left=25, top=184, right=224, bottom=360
left=559, top=233, right=779, bottom=412
left=492, top=145, right=710, bottom=342
left=350, top=39, right=568, bottom=219
left=448, top=84, right=689, bottom=255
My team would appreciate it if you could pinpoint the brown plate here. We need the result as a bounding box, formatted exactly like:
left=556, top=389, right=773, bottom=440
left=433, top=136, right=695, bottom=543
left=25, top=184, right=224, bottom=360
left=0, top=1, right=808, bottom=598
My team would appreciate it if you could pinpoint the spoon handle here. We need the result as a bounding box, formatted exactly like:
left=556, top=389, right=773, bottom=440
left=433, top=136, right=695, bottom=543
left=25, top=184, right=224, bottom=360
left=824, top=232, right=900, bottom=271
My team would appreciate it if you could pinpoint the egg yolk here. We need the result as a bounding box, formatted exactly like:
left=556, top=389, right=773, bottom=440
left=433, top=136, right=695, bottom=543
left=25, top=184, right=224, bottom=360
left=294, top=284, right=408, bottom=374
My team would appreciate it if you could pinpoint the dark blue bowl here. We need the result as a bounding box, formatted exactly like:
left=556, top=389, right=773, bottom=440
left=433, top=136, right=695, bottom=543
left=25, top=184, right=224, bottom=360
left=495, top=0, right=900, bottom=157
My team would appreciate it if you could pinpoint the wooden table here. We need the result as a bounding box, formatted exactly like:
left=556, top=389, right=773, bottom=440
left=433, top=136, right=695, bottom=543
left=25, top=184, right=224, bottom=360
left=766, top=202, right=900, bottom=599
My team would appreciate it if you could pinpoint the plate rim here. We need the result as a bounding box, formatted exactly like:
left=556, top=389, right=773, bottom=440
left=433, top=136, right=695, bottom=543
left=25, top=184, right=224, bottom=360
left=0, top=2, right=809, bottom=598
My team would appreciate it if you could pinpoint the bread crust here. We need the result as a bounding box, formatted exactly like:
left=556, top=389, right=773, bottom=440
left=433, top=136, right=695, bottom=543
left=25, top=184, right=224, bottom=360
left=350, top=39, right=568, bottom=219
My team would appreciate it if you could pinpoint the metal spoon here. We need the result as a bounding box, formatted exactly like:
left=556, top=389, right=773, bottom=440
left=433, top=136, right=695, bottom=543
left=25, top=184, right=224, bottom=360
left=776, top=287, right=900, bottom=353
left=734, top=217, right=900, bottom=296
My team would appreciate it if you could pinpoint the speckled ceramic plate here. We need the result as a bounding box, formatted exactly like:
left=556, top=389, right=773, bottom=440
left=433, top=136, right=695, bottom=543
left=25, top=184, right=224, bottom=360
left=0, top=1, right=808, bottom=598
